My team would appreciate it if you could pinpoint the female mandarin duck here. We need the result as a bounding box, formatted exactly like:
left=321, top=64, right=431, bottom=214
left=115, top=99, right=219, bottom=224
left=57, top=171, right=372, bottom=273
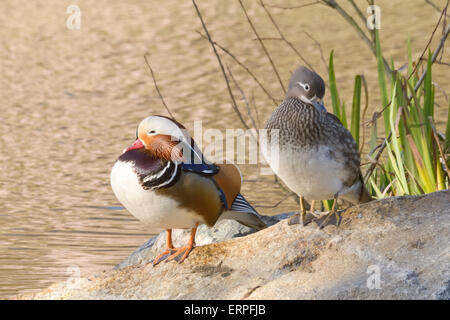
left=111, top=115, right=266, bottom=265
left=262, top=66, right=372, bottom=228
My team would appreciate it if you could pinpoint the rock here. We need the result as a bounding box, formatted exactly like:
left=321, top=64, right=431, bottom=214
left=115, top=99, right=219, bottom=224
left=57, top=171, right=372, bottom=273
left=115, top=212, right=294, bottom=269
left=18, top=190, right=450, bottom=300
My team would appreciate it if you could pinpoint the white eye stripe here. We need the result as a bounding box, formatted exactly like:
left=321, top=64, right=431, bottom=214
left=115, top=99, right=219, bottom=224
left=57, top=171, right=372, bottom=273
left=296, top=81, right=310, bottom=92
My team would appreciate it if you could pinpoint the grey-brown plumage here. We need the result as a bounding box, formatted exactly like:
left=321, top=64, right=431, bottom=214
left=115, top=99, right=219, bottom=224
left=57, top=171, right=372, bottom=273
left=286, top=66, right=326, bottom=112
left=262, top=66, right=371, bottom=226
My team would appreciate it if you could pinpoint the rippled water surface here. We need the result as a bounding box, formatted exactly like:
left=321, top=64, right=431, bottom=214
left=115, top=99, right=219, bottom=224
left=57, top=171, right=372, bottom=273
left=0, top=0, right=449, bottom=298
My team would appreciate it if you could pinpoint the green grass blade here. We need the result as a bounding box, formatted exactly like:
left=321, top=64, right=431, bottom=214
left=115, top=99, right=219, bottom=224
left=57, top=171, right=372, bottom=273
left=328, top=50, right=341, bottom=119
left=423, top=50, right=434, bottom=143
left=369, top=177, right=383, bottom=199
left=375, top=29, right=390, bottom=134
left=351, top=75, right=362, bottom=146
left=445, top=99, right=450, bottom=154
left=341, top=101, right=348, bottom=128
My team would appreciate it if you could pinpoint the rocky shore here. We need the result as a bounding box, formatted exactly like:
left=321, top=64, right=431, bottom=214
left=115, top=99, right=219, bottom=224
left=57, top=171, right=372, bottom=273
left=19, top=190, right=450, bottom=300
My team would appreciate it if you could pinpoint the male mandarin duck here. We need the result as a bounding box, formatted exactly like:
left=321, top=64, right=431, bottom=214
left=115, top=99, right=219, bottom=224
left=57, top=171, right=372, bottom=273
left=111, top=115, right=266, bottom=265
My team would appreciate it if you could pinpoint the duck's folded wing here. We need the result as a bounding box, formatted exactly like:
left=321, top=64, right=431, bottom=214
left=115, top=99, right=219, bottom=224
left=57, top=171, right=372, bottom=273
left=213, top=163, right=266, bottom=230
left=182, top=162, right=219, bottom=175
left=219, top=193, right=267, bottom=230
left=211, top=163, right=242, bottom=209
left=179, top=137, right=220, bottom=175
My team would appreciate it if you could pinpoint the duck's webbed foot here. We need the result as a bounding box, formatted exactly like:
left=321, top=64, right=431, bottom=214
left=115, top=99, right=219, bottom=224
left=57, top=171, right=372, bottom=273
left=288, top=212, right=317, bottom=226
left=153, top=248, right=175, bottom=266
left=288, top=196, right=317, bottom=226
left=165, top=224, right=198, bottom=264
left=313, top=210, right=342, bottom=228
left=313, top=195, right=342, bottom=228
left=165, top=244, right=195, bottom=264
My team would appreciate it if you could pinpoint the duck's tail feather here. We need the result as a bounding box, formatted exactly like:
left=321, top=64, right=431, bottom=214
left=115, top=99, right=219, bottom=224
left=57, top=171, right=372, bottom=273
left=219, top=193, right=267, bottom=230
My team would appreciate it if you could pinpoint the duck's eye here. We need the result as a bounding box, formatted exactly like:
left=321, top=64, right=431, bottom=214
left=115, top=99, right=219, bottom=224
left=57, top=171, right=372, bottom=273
left=304, top=84, right=310, bottom=91
left=148, top=130, right=157, bottom=135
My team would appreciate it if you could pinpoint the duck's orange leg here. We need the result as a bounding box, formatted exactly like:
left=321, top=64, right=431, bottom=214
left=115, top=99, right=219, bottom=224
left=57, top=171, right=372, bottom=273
left=165, top=223, right=198, bottom=264
left=153, top=229, right=175, bottom=266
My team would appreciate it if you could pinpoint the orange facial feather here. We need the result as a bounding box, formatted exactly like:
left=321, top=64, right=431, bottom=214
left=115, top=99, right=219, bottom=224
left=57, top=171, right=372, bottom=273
left=141, top=134, right=183, bottom=162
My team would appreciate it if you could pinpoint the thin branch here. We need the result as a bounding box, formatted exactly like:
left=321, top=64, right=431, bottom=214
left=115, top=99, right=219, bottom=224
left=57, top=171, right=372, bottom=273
left=321, top=0, right=391, bottom=75
left=192, top=0, right=250, bottom=131
left=426, top=0, right=443, bottom=12
left=432, top=81, right=449, bottom=103
left=425, top=0, right=450, bottom=17
left=414, top=23, right=450, bottom=91
left=407, top=1, right=448, bottom=81
left=250, top=90, right=262, bottom=129
left=255, top=192, right=295, bottom=208
left=429, top=117, right=450, bottom=178
left=143, top=55, right=175, bottom=119
left=364, top=20, right=450, bottom=127
left=347, top=0, right=368, bottom=27
left=302, top=30, right=328, bottom=74
left=238, top=0, right=286, bottom=93
left=258, top=0, right=315, bottom=71
left=359, top=74, right=369, bottom=154
left=420, top=57, right=450, bottom=67
left=226, top=64, right=259, bottom=140
left=254, top=37, right=283, bottom=41
left=263, top=1, right=321, bottom=10
left=196, top=31, right=279, bottom=106
left=363, top=132, right=392, bottom=183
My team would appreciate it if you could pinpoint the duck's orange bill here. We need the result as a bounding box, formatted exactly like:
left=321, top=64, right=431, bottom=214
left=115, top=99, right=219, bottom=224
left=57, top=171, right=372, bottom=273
left=126, top=139, right=145, bottom=151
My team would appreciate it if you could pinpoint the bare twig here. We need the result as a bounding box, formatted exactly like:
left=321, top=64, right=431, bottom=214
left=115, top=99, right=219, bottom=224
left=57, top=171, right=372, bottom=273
left=143, top=55, right=175, bottom=119
left=359, top=74, right=369, bottom=154
left=196, top=31, right=279, bottom=106
left=226, top=65, right=259, bottom=139
left=407, top=1, right=448, bottom=81
left=263, top=1, right=321, bottom=10
left=238, top=0, right=286, bottom=93
left=254, top=37, right=283, bottom=41
left=364, top=19, right=450, bottom=127
left=258, top=0, right=315, bottom=71
left=192, top=0, right=250, bottom=131
left=255, top=192, right=295, bottom=208
left=347, top=0, right=368, bottom=27
left=432, top=81, right=449, bottom=103
left=250, top=91, right=262, bottom=129
left=420, top=57, right=450, bottom=67
left=414, top=23, right=450, bottom=91
left=425, top=0, right=450, bottom=17
left=363, top=132, right=392, bottom=183
left=321, top=0, right=392, bottom=75
left=302, top=30, right=328, bottom=73
left=429, top=117, right=450, bottom=178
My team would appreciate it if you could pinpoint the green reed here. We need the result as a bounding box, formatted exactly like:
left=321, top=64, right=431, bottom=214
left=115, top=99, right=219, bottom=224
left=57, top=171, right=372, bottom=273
left=327, top=33, right=450, bottom=200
